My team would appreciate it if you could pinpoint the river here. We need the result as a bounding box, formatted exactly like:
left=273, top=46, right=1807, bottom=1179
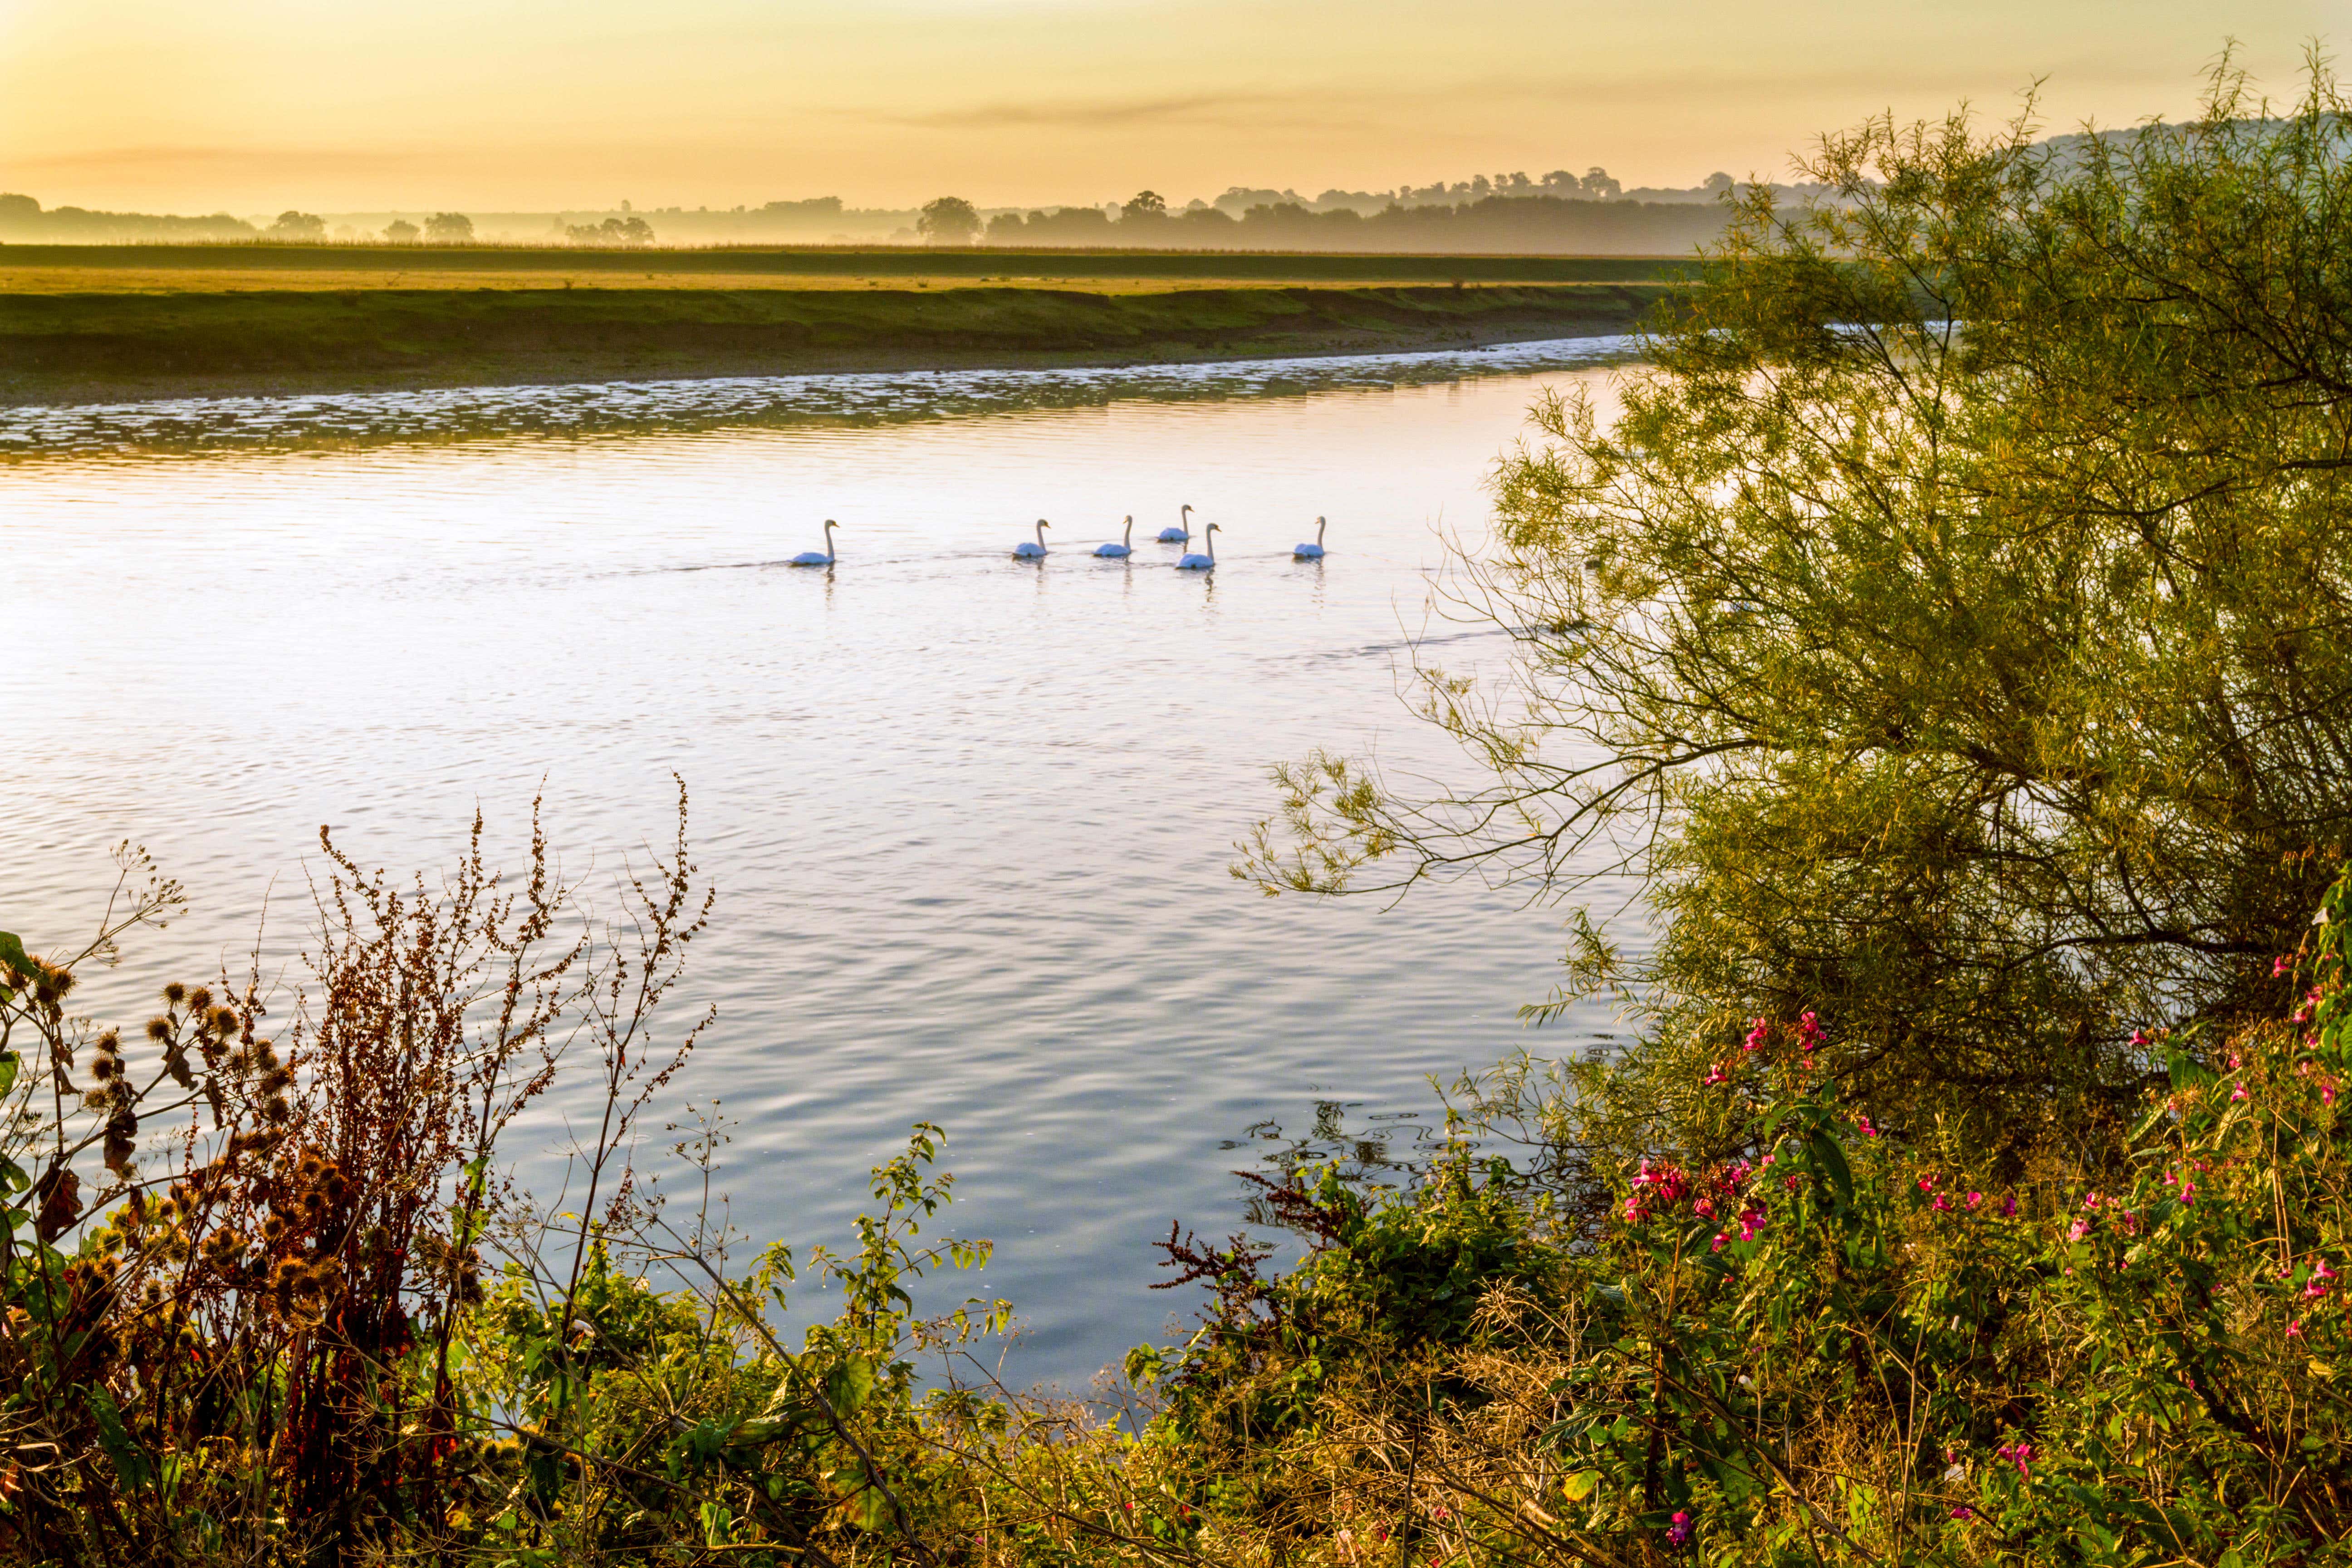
left=0, top=338, right=1644, bottom=1390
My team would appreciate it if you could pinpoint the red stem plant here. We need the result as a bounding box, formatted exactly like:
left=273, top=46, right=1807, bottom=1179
left=0, top=785, right=708, bottom=1565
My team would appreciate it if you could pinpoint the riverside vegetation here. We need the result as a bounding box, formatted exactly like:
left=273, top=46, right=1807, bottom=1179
left=8, top=61, right=2352, bottom=1565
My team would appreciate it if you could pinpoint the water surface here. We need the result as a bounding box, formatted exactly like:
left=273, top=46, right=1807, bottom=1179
left=0, top=343, right=1640, bottom=1387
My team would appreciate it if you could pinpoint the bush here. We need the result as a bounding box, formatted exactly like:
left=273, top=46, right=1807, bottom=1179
left=1119, top=870, right=2352, bottom=1563
left=0, top=802, right=1021, bottom=1565
left=1242, top=60, right=2352, bottom=1127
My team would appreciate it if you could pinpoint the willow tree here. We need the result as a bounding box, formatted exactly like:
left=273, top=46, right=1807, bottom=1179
left=1245, top=63, right=2352, bottom=1118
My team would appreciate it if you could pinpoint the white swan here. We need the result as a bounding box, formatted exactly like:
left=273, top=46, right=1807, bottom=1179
left=1094, top=516, right=1135, bottom=558
left=1013, top=519, right=1051, bottom=559
left=1156, top=504, right=1194, bottom=544
left=1293, top=516, right=1328, bottom=559
left=789, top=519, right=839, bottom=567
left=1176, top=522, right=1219, bottom=571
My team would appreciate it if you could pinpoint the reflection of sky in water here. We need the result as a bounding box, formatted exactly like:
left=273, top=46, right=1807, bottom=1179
left=0, top=357, right=1646, bottom=1391
left=0, top=336, right=1637, bottom=453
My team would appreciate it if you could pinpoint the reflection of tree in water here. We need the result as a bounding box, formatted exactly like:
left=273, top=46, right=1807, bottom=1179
left=1218, top=1097, right=1441, bottom=1234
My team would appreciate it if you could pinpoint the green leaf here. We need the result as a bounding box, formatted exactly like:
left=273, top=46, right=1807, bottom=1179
left=87, top=1386, right=155, bottom=1491
left=0, top=931, right=27, bottom=991
left=0, top=1052, right=16, bottom=1099
left=825, top=1354, right=876, bottom=1415
left=1808, top=1129, right=1853, bottom=1207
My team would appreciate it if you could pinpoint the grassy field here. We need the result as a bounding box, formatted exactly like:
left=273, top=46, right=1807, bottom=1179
left=0, top=248, right=1676, bottom=404
left=0, top=242, right=1694, bottom=294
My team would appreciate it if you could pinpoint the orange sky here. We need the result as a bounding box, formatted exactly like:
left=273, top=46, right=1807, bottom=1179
left=0, top=0, right=2324, bottom=214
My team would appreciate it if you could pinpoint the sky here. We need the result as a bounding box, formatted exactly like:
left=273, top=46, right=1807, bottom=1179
left=0, top=0, right=2329, bottom=214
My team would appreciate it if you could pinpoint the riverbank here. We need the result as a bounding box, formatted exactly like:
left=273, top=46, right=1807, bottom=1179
left=0, top=281, right=1662, bottom=404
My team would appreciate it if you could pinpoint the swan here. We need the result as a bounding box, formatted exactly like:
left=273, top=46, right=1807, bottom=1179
left=1156, top=504, right=1194, bottom=544
left=788, top=519, right=839, bottom=567
left=1094, top=516, right=1135, bottom=558
left=1176, top=521, right=1219, bottom=571
left=1013, top=519, right=1050, bottom=559
left=1293, top=516, right=1328, bottom=559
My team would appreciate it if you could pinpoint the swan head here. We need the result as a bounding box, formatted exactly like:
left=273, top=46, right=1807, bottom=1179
left=1181, top=504, right=1193, bottom=516
left=1206, top=521, right=1220, bottom=533
left=824, top=518, right=838, bottom=532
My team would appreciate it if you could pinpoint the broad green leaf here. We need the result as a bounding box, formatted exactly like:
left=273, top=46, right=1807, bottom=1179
left=87, top=1385, right=155, bottom=1490
left=1808, top=1129, right=1853, bottom=1207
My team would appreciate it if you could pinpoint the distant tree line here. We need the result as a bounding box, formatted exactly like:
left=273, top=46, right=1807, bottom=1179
left=564, top=215, right=655, bottom=246
left=0, top=193, right=254, bottom=243
left=960, top=189, right=1730, bottom=254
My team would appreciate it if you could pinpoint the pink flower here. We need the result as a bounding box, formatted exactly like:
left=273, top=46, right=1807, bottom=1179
left=2275, top=956, right=2295, bottom=978
left=1711, top=1231, right=1728, bottom=1252
left=1950, top=1506, right=1974, bottom=1521
left=2288, top=1320, right=2304, bottom=1338
left=2000, top=1193, right=2018, bottom=1218
left=2067, top=1218, right=2091, bottom=1243
left=1795, top=1011, right=1825, bottom=1054
left=1932, top=1194, right=1953, bottom=1213
left=2231, top=1083, right=2248, bottom=1102
left=1737, top=1205, right=1767, bottom=1241
left=1702, top=1063, right=1729, bottom=1087
left=2082, top=1192, right=2102, bottom=1210
left=1918, top=1174, right=1938, bottom=1193
left=2325, top=1082, right=2338, bottom=1108
left=1742, top=1018, right=1770, bottom=1054
left=1694, top=1196, right=1716, bottom=1219
left=2180, top=1182, right=2196, bottom=1206
left=1995, top=1442, right=2034, bottom=1479
left=1666, top=1511, right=1693, bottom=1546
left=2307, top=1259, right=2337, bottom=1299
left=1966, top=1191, right=1984, bottom=1209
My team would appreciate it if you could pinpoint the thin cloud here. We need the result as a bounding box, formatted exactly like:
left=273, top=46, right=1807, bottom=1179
left=882, top=92, right=1304, bottom=129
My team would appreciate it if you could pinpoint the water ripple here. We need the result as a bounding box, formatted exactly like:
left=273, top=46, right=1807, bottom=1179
left=0, top=336, right=1637, bottom=455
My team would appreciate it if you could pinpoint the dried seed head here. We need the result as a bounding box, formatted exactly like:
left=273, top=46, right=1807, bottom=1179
left=32, top=960, right=74, bottom=1004
left=211, top=1006, right=239, bottom=1037
left=89, top=1054, right=118, bottom=1083
left=186, top=986, right=213, bottom=1013
left=261, top=1215, right=285, bottom=1243
left=264, top=1096, right=291, bottom=1124
left=145, top=1016, right=173, bottom=1043
left=162, top=982, right=187, bottom=1005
